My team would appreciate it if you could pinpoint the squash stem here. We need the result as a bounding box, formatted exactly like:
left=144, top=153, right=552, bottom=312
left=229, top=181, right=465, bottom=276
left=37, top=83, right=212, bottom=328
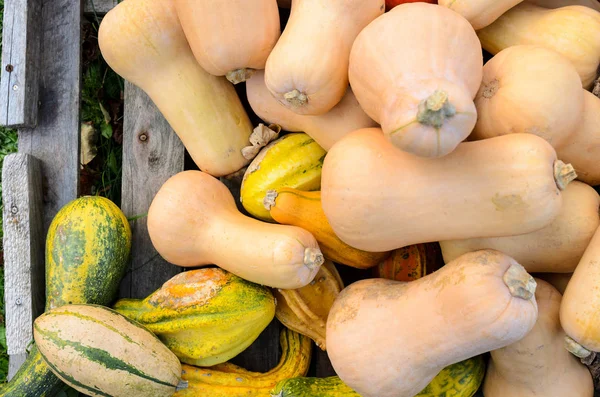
left=565, top=336, right=592, bottom=359
left=304, top=248, right=324, bottom=270
left=226, top=68, right=256, bottom=84
left=416, top=90, right=456, bottom=128
left=176, top=380, right=189, bottom=391
left=502, top=263, right=536, bottom=300
left=284, top=89, right=308, bottom=107
left=554, top=160, right=577, bottom=190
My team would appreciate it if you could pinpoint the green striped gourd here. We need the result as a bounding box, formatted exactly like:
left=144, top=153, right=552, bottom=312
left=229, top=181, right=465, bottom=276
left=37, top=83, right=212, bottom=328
left=34, top=304, right=184, bottom=397
left=0, top=196, right=131, bottom=396
left=113, top=268, right=276, bottom=367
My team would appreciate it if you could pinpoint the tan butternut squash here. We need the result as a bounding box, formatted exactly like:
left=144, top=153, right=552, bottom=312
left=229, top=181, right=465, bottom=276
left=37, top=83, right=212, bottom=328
left=528, top=0, right=600, bottom=11
left=266, top=188, right=390, bottom=269
left=349, top=3, right=482, bottom=157
left=327, top=250, right=538, bottom=397
left=321, top=128, right=575, bottom=252
left=484, top=279, right=594, bottom=397
left=246, top=70, right=378, bottom=150
left=147, top=171, right=324, bottom=289
left=440, top=181, right=600, bottom=273
left=98, top=0, right=253, bottom=177
left=556, top=91, right=600, bottom=185
left=471, top=45, right=600, bottom=185
left=477, top=3, right=600, bottom=88
left=561, top=226, right=600, bottom=355
left=174, top=0, right=280, bottom=84
left=535, top=272, right=573, bottom=294
left=264, top=0, right=384, bottom=115
left=439, top=0, right=524, bottom=29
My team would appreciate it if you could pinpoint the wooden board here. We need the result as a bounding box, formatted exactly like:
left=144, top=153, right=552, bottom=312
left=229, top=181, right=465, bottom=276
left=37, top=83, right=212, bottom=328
left=2, top=154, right=44, bottom=381
left=119, top=82, right=184, bottom=299
left=18, top=0, right=81, bottom=232
left=84, top=0, right=118, bottom=15
left=0, top=0, right=42, bottom=128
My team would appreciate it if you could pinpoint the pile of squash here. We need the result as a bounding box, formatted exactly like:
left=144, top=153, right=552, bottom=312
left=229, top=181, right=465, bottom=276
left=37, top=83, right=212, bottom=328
left=5, top=0, right=600, bottom=396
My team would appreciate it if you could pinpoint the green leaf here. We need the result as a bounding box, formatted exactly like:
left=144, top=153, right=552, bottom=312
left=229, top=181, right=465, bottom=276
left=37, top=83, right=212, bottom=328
left=108, top=151, right=118, bottom=175
left=100, top=123, right=113, bottom=140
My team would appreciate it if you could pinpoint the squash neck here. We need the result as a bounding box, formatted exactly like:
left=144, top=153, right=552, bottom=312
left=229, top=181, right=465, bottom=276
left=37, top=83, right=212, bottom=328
left=416, top=90, right=456, bottom=128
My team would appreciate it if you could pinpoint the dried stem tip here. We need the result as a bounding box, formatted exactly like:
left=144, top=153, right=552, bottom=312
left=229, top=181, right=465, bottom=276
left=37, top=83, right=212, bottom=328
left=554, top=160, right=577, bottom=190
left=565, top=336, right=592, bottom=359
left=284, top=89, right=308, bottom=107
left=226, top=68, right=255, bottom=85
left=304, top=248, right=324, bottom=270
left=503, top=263, right=536, bottom=300
left=417, top=90, right=456, bottom=128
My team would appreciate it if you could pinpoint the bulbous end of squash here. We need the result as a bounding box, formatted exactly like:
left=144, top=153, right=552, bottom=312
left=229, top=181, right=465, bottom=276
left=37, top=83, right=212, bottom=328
left=382, top=80, right=477, bottom=158
left=503, top=263, right=537, bottom=300
left=113, top=268, right=276, bottom=367
left=554, top=160, right=577, bottom=190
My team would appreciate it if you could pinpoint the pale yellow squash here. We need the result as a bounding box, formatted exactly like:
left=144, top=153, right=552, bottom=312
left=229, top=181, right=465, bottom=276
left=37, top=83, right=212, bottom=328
left=484, top=279, right=594, bottom=397
left=98, top=0, right=253, bottom=176
left=327, top=250, right=538, bottom=397
left=528, top=0, right=600, bottom=11
left=439, top=0, right=525, bottom=29
left=440, top=181, right=600, bottom=273
left=246, top=70, right=377, bottom=150
left=174, top=0, right=280, bottom=84
left=264, top=0, right=385, bottom=115
left=477, top=3, right=600, bottom=88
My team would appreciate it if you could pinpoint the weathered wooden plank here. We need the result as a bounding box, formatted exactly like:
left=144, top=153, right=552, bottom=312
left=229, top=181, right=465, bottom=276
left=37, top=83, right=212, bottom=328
left=2, top=154, right=44, bottom=381
left=119, top=82, right=184, bottom=299
left=18, top=0, right=81, bottom=232
left=0, top=0, right=42, bottom=128
left=84, top=0, right=119, bottom=15
left=7, top=353, right=27, bottom=381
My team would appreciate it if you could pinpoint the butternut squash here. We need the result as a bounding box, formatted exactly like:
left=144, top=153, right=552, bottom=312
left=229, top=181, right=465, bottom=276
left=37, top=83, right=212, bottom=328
left=440, top=181, right=600, bottom=273
left=484, top=279, right=594, bottom=397
left=327, top=250, right=538, bottom=397
left=536, top=272, right=573, bottom=294
left=147, top=171, right=324, bottom=289
left=274, top=260, right=343, bottom=350
left=98, top=0, right=253, bottom=177
left=471, top=45, right=600, bottom=185
left=266, top=188, right=390, bottom=269
left=321, top=128, right=575, bottom=252
left=246, top=70, right=378, bottom=151
left=438, top=0, right=525, bottom=29
left=264, top=0, right=385, bottom=115
left=477, top=3, right=600, bottom=88
left=241, top=133, right=326, bottom=222
left=561, top=226, right=600, bottom=355
left=174, top=0, right=280, bottom=84
left=556, top=91, right=600, bottom=186
left=372, top=243, right=444, bottom=282
left=528, top=0, right=600, bottom=11
left=348, top=3, right=482, bottom=157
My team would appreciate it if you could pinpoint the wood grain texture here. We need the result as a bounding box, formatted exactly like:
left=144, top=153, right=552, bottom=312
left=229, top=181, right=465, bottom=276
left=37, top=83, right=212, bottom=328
left=7, top=353, right=27, bottom=381
left=84, top=0, right=119, bottom=14
left=18, top=0, right=81, bottom=232
left=0, top=0, right=42, bottom=127
left=2, top=154, right=44, bottom=359
left=119, top=82, right=184, bottom=299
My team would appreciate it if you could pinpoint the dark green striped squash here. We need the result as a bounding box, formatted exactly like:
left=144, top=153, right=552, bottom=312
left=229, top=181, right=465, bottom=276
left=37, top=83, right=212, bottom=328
left=34, top=304, right=183, bottom=397
left=1, top=196, right=131, bottom=396
left=271, top=356, right=485, bottom=397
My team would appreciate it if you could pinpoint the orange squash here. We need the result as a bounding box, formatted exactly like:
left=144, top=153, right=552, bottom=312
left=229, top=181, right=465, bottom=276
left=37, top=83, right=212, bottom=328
left=561, top=226, right=600, bottom=355
left=264, top=0, right=384, bottom=115
left=174, top=0, right=280, bottom=84
left=484, top=279, right=593, bottom=397
left=349, top=3, right=482, bottom=157
left=147, top=171, right=324, bottom=289
left=246, top=70, right=377, bottom=151
left=266, top=188, right=390, bottom=269
left=372, top=244, right=444, bottom=282
left=321, top=128, right=575, bottom=252
left=440, top=181, right=600, bottom=273
left=98, top=0, right=253, bottom=177
left=477, top=3, right=600, bottom=88
left=327, top=250, right=538, bottom=397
